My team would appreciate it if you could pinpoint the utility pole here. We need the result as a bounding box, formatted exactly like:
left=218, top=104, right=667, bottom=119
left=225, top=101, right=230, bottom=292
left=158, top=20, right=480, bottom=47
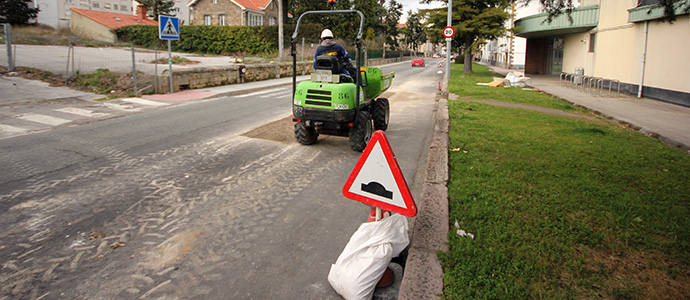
left=278, top=0, right=284, bottom=62
left=445, top=0, right=451, bottom=88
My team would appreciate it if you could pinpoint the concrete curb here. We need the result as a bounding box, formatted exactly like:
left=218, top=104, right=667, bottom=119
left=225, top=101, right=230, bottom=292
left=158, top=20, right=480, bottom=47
left=398, top=95, right=449, bottom=300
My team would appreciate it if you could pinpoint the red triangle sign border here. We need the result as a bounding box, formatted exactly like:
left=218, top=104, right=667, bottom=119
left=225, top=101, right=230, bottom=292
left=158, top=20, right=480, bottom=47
left=342, top=130, right=417, bottom=217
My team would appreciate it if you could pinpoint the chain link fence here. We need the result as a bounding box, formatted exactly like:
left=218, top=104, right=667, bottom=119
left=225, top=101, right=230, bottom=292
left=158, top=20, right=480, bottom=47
left=1, top=27, right=413, bottom=96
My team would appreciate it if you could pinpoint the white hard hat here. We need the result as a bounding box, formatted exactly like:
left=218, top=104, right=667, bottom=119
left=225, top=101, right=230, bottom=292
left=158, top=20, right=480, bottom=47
left=321, top=29, right=334, bottom=39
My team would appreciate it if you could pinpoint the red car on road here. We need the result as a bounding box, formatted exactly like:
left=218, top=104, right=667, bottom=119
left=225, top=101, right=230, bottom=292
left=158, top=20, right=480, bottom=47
left=411, top=57, right=425, bottom=67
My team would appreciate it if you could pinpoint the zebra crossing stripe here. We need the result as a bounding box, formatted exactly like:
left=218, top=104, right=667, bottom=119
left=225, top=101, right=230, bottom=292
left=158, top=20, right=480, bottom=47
left=103, top=102, right=142, bottom=112
left=0, top=124, right=29, bottom=134
left=17, top=113, right=71, bottom=126
left=120, top=98, right=168, bottom=106
left=55, top=107, right=111, bottom=118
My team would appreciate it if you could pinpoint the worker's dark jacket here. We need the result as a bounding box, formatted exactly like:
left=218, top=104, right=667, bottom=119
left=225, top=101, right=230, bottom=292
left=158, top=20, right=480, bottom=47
left=314, top=39, right=352, bottom=76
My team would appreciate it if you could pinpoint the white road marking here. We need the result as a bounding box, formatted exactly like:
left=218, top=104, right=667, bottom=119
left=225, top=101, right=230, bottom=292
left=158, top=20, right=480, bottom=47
left=235, top=88, right=289, bottom=98
left=17, top=113, right=71, bottom=126
left=259, top=91, right=291, bottom=98
left=103, top=102, right=142, bottom=112
left=55, top=107, right=111, bottom=118
left=120, top=98, right=168, bottom=107
left=0, top=124, right=29, bottom=134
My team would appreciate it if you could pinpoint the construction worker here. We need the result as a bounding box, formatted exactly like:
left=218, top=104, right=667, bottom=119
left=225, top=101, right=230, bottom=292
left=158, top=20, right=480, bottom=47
left=314, top=29, right=356, bottom=77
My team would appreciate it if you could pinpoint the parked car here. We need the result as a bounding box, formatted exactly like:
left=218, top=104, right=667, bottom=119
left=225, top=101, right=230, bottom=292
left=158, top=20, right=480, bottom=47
left=411, top=57, right=425, bottom=67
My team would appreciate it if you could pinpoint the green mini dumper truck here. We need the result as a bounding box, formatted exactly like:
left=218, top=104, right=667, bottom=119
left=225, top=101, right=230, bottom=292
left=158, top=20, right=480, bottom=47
left=290, top=10, right=394, bottom=152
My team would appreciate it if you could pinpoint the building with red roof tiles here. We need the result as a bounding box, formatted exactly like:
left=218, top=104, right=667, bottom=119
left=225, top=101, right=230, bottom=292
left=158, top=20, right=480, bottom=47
left=187, top=0, right=278, bottom=26
left=70, top=7, right=157, bottom=43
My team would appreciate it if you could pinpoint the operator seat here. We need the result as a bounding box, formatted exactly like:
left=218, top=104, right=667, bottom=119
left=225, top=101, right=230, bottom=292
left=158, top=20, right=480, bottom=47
left=314, top=55, right=354, bottom=83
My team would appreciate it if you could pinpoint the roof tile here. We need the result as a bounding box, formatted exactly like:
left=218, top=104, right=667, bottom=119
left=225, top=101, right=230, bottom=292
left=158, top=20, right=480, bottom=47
left=70, top=8, right=158, bottom=30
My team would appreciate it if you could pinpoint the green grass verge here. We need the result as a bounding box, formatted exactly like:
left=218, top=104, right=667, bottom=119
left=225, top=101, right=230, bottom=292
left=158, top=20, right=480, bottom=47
left=442, top=63, right=690, bottom=299
left=447, top=64, right=578, bottom=111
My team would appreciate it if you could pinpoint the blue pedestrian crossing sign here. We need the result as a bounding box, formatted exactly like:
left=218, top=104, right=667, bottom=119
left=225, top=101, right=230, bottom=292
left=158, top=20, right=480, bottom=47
left=159, top=16, right=180, bottom=40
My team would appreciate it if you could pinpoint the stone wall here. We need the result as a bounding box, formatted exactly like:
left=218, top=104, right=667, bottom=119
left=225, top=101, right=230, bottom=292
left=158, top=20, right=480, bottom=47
left=158, top=57, right=410, bottom=93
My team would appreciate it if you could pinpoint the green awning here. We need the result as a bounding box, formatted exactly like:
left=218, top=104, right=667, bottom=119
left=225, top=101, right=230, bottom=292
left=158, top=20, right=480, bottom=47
left=628, top=0, right=690, bottom=22
left=514, top=5, right=599, bottom=38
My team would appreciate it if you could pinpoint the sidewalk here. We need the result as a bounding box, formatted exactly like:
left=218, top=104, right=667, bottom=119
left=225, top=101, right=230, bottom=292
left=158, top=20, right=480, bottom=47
left=487, top=65, right=690, bottom=152
left=141, top=75, right=310, bottom=102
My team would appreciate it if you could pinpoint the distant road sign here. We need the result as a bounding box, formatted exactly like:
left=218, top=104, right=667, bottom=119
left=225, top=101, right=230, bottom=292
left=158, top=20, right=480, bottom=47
left=342, top=130, right=417, bottom=217
left=442, top=26, right=455, bottom=38
left=159, top=16, right=180, bottom=40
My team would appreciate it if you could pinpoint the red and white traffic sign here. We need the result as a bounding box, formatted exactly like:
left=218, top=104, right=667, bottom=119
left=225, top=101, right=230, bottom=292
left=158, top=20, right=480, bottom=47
left=443, top=26, right=455, bottom=38
left=342, top=130, right=417, bottom=217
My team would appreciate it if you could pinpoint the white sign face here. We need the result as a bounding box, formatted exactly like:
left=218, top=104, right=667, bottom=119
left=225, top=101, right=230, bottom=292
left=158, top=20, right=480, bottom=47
left=443, top=26, right=455, bottom=38
left=315, top=69, right=332, bottom=82
left=342, top=131, right=416, bottom=217
left=347, top=141, right=407, bottom=208
left=159, top=16, right=180, bottom=40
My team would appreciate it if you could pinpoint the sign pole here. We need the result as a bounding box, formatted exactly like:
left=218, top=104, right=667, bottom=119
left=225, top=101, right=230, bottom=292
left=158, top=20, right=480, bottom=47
left=159, top=15, right=180, bottom=94
left=168, top=39, right=173, bottom=94
left=446, top=0, right=452, bottom=89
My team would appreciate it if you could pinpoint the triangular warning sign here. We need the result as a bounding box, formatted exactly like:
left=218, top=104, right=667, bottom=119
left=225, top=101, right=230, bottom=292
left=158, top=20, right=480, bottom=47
left=342, top=130, right=417, bottom=217
left=162, top=19, right=178, bottom=36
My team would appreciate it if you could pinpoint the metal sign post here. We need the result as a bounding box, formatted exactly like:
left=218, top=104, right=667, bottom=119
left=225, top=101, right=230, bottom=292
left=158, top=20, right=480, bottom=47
left=446, top=1, right=452, bottom=89
left=159, top=16, right=180, bottom=93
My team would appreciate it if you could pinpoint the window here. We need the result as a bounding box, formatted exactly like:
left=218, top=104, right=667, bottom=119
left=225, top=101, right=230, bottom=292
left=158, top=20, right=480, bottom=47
left=65, top=0, right=72, bottom=3
left=79, top=1, right=88, bottom=5
left=589, top=33, right=596, bottom=52
left=92, top=1, right=99, bottom=8
left=120, top=5, right=127, bottom=10
left=269, top=17, right=275, bottom=25
left=212, top=0, right=217, bottom=3
left=113, top=4, right=117, bottom=9
left=248, top=12, right=263, bottom=26
left=204, top=14, right=211, bottom=25
left=104, top=3, right=110, bottom=8
left=270, top=1, right=274, bottom=9
left=173, top=7, right=179, bottom=12
left=218, top=14, right=226, bottom=25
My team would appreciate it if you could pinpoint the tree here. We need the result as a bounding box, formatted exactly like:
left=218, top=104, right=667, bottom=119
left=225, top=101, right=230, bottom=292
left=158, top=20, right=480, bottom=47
left=525, top=0, right=689, bottom=23
left=136, top=0, right=175, bottom=21
left=403, top=10, right=427, bottom=53
left=424, top=0, right=509, bottom=73
left=383, top=0, right=403, bottom=49
left=0, top=0, right=39, bottom=25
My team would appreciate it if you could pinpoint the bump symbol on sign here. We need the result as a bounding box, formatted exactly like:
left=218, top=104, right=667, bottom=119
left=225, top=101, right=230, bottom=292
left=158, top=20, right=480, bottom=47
left=361, top=181, right=393, bottom=199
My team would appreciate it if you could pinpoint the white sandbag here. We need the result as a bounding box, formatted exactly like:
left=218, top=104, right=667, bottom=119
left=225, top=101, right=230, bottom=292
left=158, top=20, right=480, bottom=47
left=328, top=214, right=409, bottom=300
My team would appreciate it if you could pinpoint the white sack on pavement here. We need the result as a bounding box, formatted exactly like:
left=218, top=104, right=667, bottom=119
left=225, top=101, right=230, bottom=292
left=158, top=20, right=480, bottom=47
left=328, top=214, right=409, bottom=300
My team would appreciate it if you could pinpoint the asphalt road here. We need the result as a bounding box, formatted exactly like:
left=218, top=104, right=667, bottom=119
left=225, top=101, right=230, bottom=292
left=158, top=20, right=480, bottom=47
left=0, top=60, right=442, bottom=299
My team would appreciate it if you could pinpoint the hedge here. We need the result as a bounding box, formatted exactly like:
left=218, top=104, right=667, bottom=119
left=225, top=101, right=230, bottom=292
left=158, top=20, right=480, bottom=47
left=117, top=24, right=324, bottom=55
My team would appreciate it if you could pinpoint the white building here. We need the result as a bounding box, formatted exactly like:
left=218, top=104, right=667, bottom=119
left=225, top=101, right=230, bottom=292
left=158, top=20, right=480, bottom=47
left=479, top=1, right=542, bottom=69
left=33, top=0, right=190, bottom=29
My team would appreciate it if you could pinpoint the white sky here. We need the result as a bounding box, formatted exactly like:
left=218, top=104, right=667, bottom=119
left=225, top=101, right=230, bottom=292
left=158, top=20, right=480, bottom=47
left=396, top=0, right=445, bottom=19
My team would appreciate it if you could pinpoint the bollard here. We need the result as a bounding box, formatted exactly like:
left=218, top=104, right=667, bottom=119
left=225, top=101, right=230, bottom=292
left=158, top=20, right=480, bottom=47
left=367, top=206, right=394, bottom=288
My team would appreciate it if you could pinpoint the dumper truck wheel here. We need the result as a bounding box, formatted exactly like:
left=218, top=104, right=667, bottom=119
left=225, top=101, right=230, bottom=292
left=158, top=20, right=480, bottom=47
left=349, top=111, right=373, bottom=152
left=295, top=122, right=318, bottom=145
left=372, top=98, right=390, bottom=131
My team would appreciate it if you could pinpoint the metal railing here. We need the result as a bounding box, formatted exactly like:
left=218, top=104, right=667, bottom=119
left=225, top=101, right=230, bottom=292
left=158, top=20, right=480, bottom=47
left=560, top=72, right=622, bottom=97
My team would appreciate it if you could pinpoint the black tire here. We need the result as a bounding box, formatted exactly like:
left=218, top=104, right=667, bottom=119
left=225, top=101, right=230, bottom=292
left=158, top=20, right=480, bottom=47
left=294, top=122, right=318, bottom=145
left=372, top=98, right=390, bottom=131
left=349, top=111, right=373, bottom=152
